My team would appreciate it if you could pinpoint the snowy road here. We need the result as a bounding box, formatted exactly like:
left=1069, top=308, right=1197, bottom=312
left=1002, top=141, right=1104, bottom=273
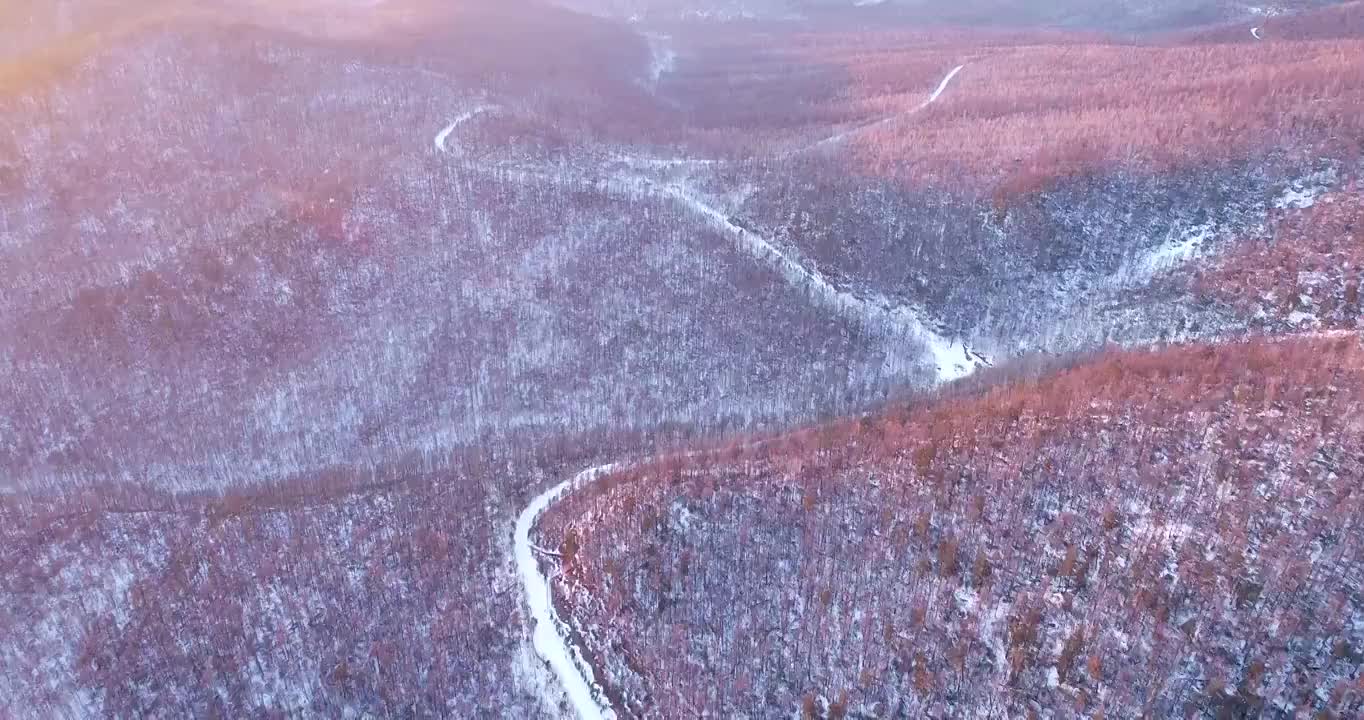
left=648, top=179, right=988, bottom=382
left=802, top=63, right=966, bottom=153
left=460, top=158, right=989, bottom=382
left=924, top=64, right=965, bottom=106
left=515, top=466, right=618, bottom=720
left=434, top=105, right=494, bottom=154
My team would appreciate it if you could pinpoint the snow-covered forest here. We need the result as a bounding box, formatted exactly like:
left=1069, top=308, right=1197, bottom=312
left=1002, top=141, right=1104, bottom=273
left=1, top=0, right=1361, bottom=717
left=542, top=336, right=1364, bottom=717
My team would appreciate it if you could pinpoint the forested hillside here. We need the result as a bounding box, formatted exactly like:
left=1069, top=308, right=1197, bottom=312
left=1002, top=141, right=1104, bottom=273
left=1, top=0, right=1360, bottom=717
left=542, top=336, right=1364, bottom=718
left=559, top=0, right=1352, bottom=32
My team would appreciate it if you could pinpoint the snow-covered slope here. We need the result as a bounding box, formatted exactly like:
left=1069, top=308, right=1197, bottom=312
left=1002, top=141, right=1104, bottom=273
left=540, top=335, right=1364, bottom=718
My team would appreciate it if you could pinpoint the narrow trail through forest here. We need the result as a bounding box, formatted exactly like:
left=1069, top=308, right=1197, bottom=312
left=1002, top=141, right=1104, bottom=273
left=645, top=177, right=990, bottom=382
left=434, top=105, right=494, bottom=154
left=514, top=466, right=618, bottom=720
left=800, top=63, right=966, bottom=153
left=440, top=61, right=984, bottom=718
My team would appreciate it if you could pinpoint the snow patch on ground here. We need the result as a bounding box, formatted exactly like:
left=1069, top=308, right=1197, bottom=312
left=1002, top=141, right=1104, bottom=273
left=673, top=6, right=771, bottom=21
left=1106, top=167, right=1338, bottom=292
left=1114, top=222, right=1218, bottom=286
left=1275, top=168, right=1336, bottom=210
left=1287, top=310, right=1319, bottom=327
left=919, top=332, right=990, bottom=383
left=644, top=33, right=677, bottom=87
left=1244, top=4, right=1287, bottom=17
left=607, top=153, right=716, bottom=172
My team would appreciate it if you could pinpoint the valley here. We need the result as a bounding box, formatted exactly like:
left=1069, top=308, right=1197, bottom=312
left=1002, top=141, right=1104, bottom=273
left=1, top=1, right=1361, bottom=717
